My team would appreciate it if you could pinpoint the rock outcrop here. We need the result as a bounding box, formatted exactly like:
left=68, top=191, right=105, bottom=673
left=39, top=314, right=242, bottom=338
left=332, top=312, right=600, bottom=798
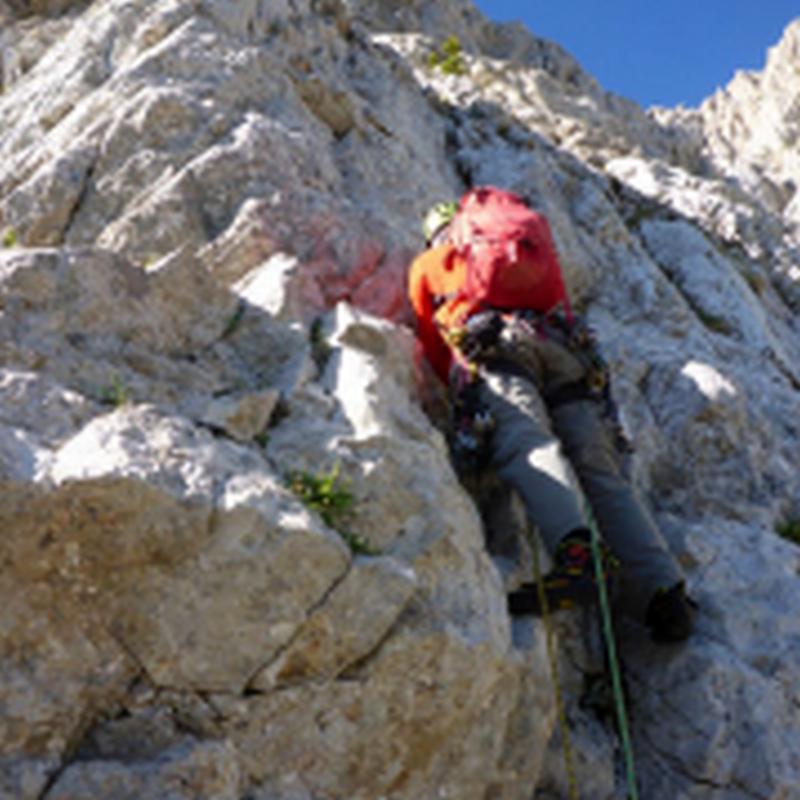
left=1, top=1, right=798, bottom=798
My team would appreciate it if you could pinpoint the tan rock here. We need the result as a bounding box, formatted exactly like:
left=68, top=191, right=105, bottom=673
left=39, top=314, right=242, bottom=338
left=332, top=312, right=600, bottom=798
left=252, top=555, right=417, bottom=689
left=0, top=1, right=799, bottom=798
left=225, top=625, right=546, bottom=800
left=197, top=389, right=280, bottom=442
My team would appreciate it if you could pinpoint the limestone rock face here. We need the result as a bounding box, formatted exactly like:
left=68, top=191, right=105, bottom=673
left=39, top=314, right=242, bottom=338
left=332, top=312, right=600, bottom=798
left=652, top=18, right=800, bottom=312
left=699, top=20, right=800, bottom=213
left=0, top=1, right=799, bottom=799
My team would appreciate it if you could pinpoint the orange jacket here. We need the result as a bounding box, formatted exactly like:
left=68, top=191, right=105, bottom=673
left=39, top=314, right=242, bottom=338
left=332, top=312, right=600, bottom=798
left=408, top=240, right=573, bottom=384
left=407, top=244, right=472, bottom=384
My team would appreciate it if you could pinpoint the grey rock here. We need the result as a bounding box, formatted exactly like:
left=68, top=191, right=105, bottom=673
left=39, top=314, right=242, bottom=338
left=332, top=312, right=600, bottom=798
left=0, top=1, right=798, bottom=798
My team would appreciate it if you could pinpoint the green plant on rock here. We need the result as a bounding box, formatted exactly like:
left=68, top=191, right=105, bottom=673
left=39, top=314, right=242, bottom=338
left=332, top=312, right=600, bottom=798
left=253, top=430, right=270, bottom=448
left=288, top=462, right=353, bottom=528
left=2, top=227, right=18, bottom=248
left=339, top=529, right=379, bottom=557
left=427, top=35, right=465, bottom=76
left=310, top=316, right=333, bottom=372
left=100, top=374, right=130, bottom=407
left=221, top=302, right=246, bottom=339
left=287, top=462, right=378, bottom=555
left=776, top=519, right=800, bottom=546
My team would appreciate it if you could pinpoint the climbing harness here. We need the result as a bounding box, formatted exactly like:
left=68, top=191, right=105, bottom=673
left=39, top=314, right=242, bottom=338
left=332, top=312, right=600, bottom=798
left=517, top=309, right=634, bottom=459
left=447, top=365, right=495, bottom=477
left=445, top=306, right=634, bottom=465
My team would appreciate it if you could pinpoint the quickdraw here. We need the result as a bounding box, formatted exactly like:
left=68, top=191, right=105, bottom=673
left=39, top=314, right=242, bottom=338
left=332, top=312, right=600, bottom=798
left=447, top=366, right=495, bottom=477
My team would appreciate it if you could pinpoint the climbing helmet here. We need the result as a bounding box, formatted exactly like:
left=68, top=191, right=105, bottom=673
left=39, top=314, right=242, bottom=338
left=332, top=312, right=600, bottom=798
left=422, top=200, right=458, bottom=244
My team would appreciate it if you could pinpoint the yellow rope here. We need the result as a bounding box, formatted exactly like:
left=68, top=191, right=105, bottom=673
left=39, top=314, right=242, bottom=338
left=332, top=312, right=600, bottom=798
left=528, top=527, right=580, bottom=800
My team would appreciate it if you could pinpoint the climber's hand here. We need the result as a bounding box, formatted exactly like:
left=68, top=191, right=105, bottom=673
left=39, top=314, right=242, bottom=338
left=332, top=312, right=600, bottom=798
left=460, top=311, right=503, bottom=361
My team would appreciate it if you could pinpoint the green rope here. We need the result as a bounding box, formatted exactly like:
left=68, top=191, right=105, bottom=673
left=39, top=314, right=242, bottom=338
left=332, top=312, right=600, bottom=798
left=583, top=500, right=640, bottom=800
left=529, top=529, right=580, bottom=800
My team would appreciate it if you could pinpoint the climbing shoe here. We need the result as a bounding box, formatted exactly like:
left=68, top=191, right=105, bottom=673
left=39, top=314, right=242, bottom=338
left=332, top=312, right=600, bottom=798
left=507, top=528, right=618, bottom=616
left=645, top=582, right=695, bottom=643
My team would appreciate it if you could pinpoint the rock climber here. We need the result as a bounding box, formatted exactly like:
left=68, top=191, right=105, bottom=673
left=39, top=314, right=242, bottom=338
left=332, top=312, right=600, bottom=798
left=408, top=187, right=694, bottom=642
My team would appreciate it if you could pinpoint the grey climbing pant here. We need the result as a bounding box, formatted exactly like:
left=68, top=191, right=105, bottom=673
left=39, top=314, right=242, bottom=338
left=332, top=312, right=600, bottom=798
left=474, top=327, right=684, bottom=620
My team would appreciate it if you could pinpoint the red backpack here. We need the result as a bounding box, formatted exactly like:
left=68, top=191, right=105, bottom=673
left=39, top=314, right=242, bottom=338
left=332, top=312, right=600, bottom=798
left=448, top=186, right=572, bottom=323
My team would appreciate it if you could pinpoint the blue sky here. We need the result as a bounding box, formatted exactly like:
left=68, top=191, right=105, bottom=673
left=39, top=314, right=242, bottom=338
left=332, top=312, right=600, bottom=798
left=472, top=1, right=799, bottom=108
